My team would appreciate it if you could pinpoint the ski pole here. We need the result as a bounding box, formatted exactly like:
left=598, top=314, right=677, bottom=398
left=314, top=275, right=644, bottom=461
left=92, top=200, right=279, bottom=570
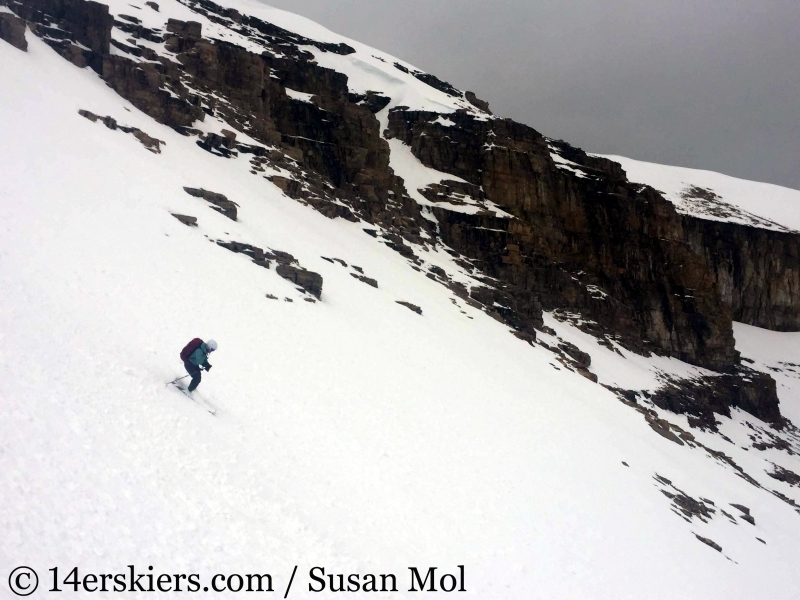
left=167, top=374, right=192, bottom=386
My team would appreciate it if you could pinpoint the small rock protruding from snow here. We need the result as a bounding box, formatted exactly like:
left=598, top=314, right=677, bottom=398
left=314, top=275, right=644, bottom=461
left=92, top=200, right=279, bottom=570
left=465, top=91, right=491, bottom=114
left=730, top=504, right=756, bottom=525
left=350, top=273, right=378, bottom=288
left=183, top=187, right=238, bottom=221
left=171, top=213, right=197, bottom=227
left=695, top=534, right=723, bottom=552
left=396, top=301, right=422, bottom=315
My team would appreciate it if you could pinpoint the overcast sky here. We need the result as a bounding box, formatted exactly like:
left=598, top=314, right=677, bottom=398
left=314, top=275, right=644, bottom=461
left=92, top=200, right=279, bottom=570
left=262, top=0, right=800, bottom=190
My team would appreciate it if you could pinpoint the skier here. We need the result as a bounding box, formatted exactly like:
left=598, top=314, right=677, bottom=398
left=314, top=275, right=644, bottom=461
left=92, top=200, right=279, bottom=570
left=179, top=338, right=218, bottom=392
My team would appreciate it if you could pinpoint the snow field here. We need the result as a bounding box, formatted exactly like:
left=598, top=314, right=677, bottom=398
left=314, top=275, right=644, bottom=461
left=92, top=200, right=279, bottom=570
left=601, top=154, right=800, bottom=232
left=0, top=16, right=799, bottom=600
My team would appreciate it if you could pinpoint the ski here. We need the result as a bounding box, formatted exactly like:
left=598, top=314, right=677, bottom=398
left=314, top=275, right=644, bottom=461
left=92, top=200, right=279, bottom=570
left=169, top=382, right=217, bottom=416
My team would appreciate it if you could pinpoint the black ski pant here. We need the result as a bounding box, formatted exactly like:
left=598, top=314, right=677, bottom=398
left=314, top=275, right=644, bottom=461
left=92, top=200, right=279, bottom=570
left=184, top=360, right=202, bottom=392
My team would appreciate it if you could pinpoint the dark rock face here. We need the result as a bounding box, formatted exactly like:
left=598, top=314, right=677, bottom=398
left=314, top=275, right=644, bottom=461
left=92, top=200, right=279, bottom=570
left=650, top=368, right=781, bottom=429
left=8, top=0, right=112, bottom=70
left=683, top=218, right=800, bottom=331
left=348, top=91, right=391, bottom=114
left=0, top=12, right=27, bottom=51
left=183, top=187, right=238, bottom=221
left=389, top=111, right=736, bottom=370
left=276, top=264, right=323, bottom=299
left=558, top=342, right=591, bottom=369
left=140, top=5, right=426, bottom=244
left=392, top=61, right=460, bottom=97
left=12, top=0, right=112, bottom=52
left=388, top=108, right=800, bottom=363
left=101, top=55, right=206, bottom=128
left=113, top=11, right=163, bottom=43
left=768, top=465, right=800, bottom=487
left=166, top=17, right=200, bottom=40
left=464, top=91, right=491, bottom=114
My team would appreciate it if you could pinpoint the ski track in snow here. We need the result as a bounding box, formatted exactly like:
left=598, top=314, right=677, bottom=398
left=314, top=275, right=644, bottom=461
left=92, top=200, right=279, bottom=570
left=0, top=3, right=799, bottom=598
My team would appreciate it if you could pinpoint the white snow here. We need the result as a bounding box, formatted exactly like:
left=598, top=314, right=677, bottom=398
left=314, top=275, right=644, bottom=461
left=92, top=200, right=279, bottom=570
left=285, top=88, right=315, bottom=104
left=101, top=0, right=485, bottom=117
left=1, top=10, right=800, bottom=600
left=431, top=115, right=456, bottom=127
left=385, top=137, right=513, bottom=219
left=734, top=323, right=800, bottom=426
left=549, top=145, right=590, bottom=179
left=599, top=154, right=800, bottom=232
left=541, top=312, right=714, bottom=393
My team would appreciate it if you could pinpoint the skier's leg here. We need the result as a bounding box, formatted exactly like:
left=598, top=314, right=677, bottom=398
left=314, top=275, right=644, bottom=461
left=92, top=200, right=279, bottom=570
left=184, top=361, right=202, bottom=392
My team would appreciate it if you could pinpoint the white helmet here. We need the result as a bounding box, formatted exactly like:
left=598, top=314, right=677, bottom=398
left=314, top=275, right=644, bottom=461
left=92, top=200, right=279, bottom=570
left=206, top=339, right=218, bottom=352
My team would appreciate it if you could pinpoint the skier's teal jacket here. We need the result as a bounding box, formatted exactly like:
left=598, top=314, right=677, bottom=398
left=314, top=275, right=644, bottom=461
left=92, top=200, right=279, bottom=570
left=187, top=343, right=211, bottom=368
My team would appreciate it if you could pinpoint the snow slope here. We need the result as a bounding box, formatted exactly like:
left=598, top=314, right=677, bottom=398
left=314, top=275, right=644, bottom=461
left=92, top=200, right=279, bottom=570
left=601, top=154, right=800, bottom=233
left=1, top=11, right=800, bottom=600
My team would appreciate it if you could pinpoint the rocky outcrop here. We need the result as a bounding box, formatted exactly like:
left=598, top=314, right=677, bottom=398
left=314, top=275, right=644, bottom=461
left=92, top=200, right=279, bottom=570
left=695, top=534, right=722, bottom=552
left=171, top=213, right=197, bottom=227
left=351, top=273, right=378, bottom=288
left=650, top=368, right=782, bottom=430
left=768, top=465, right=800, bottom=487
left=216, top=240, right=323, bottom=300
left=101, top=55, right=205, bottom=128
left=276, top=264, right=323, bottom=300
left=396, top=301, right=422, bottom=315
left=683, top=218, right=800, bottom=331
left=9, top=0, right=112, bottom=70
left=183, top=187, right=238, bottom=221
left=0, top=11, right=27, bottom=50
left=389, top=110, right=736, bottom=371
left=464, top=91, right=491, bottom=114
left=173, top=29, right=406, bottom=212
left=78, top=109, right=165, bottom=153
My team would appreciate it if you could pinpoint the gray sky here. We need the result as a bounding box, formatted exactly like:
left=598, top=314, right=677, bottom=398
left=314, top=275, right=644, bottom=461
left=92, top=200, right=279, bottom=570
left=262, top=0, right=800, bottom=190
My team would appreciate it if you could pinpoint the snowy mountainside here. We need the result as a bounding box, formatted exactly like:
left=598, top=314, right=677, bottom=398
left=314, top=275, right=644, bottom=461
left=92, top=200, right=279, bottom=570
left=1, top=1, right=800, bottom=598
left=600, top=154, right=800, bottom=233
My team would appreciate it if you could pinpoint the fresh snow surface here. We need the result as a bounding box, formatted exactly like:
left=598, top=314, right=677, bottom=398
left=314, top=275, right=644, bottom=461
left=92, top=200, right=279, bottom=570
left=549, top=146, right=590, bottom=179
left=2, top=13, right=800, bottom=600
left=384, top=137, right=510, bottom=219
left=431, top=116, right=456, bottom=127
left=541, top=313, right=714, bottom=393
left=380, top=111, right=513, bottom=220
left=734, top=323, right=800, bottom=426
left=284, top=88, right=316, bottom=104
left=600, top=154, right=800, bottom=232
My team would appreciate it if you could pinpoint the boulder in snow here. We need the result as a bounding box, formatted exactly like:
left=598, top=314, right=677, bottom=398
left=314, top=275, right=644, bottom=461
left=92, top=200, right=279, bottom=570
left=0, top=12, right=27, bottom=51
left=183, top=187, right=238, bottom=221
